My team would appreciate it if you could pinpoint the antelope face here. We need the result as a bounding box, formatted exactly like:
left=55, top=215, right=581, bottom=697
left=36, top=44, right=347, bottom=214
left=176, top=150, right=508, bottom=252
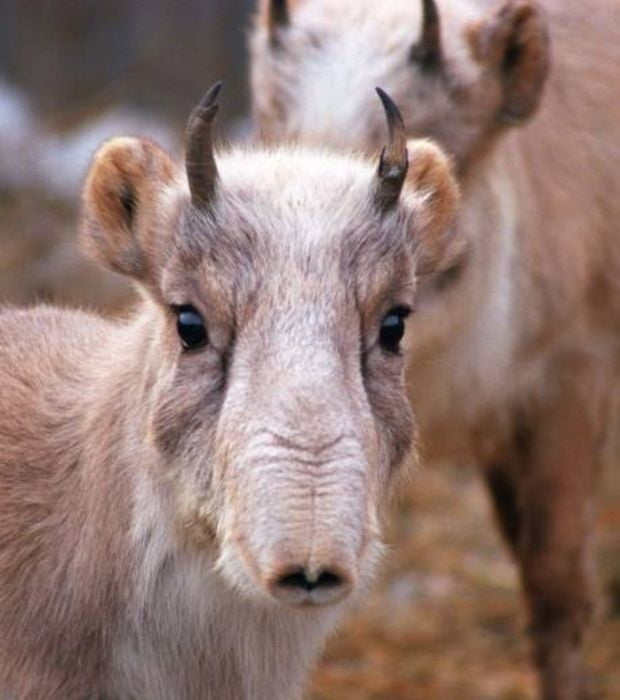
left=81, top=85, right=459, bottom=608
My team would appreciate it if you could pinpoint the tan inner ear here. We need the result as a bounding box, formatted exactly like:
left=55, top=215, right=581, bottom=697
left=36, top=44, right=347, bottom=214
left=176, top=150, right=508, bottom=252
left=404, top=139, right=462, bottom=275
left=407, top=139, right=459, bottom=236
left=80, top=137, right=177, bottom=280
left=469, top=1, right=550, bottom=124
left=500, top=3, right=550, bottom=123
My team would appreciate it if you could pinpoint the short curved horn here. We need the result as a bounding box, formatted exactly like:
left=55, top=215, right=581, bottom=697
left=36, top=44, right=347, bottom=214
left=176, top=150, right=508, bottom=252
left=374, top=88, right=409, bottom=212
left=185, top=81, right=222, bottom=209
left=411, top=0, right=441, bottom=68
left=268, top=0, right=289, bottom=42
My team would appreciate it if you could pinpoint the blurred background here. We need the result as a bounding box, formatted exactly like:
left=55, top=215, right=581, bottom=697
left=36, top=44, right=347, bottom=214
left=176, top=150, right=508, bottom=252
left=0, top=2, right=618, bottom=698
left=0, top=0, right=252, bottom=310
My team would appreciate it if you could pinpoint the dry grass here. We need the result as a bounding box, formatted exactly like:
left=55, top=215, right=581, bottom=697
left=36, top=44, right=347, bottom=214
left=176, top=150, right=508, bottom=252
left=310, top=462, right=620, bottom=699
left=0, top=190, right=130, bottom=311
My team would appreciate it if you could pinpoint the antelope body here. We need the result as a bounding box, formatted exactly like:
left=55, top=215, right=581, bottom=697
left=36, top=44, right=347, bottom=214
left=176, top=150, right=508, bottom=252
left=251, top=0, right=620, bottom=697
left=0, top=88, right=458, bottom=698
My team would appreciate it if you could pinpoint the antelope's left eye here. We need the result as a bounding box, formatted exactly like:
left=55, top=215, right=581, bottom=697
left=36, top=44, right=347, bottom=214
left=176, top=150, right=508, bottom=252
left=379, top=307, right=411, bottom=353
left=175, top=305, right=208, bottom=350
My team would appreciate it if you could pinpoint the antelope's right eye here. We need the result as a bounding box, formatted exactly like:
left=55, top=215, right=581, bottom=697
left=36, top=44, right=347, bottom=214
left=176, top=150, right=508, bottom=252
left=379, top=306, right=411, bottom=354
left=175, top=305, right=208, bottom=350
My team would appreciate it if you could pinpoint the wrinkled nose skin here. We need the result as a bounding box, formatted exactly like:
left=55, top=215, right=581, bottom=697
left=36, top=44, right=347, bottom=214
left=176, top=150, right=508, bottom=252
left=221, top=444, right=373, bottom=608
left=218, top=337, right=380, bottom=608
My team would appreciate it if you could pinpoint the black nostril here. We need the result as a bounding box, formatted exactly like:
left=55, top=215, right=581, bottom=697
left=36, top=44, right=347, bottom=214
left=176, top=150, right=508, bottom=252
left=315, top=570, right=342, bottom=588
left=277, top=568, right=343, bottom=592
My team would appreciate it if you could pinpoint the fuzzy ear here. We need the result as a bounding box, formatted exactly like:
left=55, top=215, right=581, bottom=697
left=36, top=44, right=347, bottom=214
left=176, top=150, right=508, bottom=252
left=80, top=137, right=178, bottom=281
left=472, top=0, right=550, bottom=124
left=403, top=139, right=462, bottom=275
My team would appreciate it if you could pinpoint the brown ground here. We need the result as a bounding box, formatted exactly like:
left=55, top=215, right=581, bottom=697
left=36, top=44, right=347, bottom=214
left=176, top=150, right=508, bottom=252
left=310, top=461, right=620, bottom=700
left=0, top=190, right=130, bottom=312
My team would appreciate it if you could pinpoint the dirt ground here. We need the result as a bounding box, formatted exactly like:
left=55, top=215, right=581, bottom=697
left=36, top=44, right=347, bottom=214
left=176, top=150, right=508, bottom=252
left=309, top=461, right=620, bottom=699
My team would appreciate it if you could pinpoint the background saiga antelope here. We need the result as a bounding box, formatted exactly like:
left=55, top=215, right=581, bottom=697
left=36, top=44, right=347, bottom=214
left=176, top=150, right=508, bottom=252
left=251, top=0, right=620, bottom=697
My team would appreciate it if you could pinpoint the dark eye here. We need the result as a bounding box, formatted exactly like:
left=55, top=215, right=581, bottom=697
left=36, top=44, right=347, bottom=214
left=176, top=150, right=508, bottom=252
left=379, top=307, right=411, bottom=353
left=175, top=305, right=208, bottom=350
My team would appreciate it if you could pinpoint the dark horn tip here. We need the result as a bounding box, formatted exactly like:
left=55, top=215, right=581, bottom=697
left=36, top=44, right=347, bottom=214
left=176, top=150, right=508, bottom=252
left=375, top=87, right=406, bottom=137
left=414, top=0, right=441, bottom=69
left=375, top=86, right=388, bottom=102
left=196, top=80, right=224, bottom=113
left=375, top=87, right=403, bottom=119
left=186, top=81, right=223, bottom=210
left=374, top=88, right=408, bottom=211
left=423, top=0, right=440, bottom=23
left=269, top=0, right=290, bottom=28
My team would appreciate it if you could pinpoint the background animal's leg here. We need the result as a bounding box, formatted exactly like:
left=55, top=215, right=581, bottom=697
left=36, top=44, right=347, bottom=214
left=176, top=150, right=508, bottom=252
left=479, top=411, right=532, bottom=555
left=514, top=358, right=608, bottom=700
left=483, top=460, right=522, bottom=554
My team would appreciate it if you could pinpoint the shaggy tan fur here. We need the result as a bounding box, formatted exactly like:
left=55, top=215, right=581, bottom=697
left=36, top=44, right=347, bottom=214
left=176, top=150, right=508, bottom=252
left=0, top=113, right=459, bottom=696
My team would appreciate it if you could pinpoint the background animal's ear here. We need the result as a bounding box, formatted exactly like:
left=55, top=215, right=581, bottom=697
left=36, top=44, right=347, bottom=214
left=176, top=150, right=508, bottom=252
left=471, top=0, right=550, bottom=124
left=80, top=137, right=177, bottom=281
left=403, top=139, right=462, bottom=275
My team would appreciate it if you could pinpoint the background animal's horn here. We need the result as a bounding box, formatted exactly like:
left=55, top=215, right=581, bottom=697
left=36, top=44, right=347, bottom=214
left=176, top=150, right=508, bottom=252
left=185, top=81, right=222, bottom=209
left=412, top=0, right=441, bottom=66
left=268, top=0, right=289, bottom=39
left=374, top=87, right=409, bottom=212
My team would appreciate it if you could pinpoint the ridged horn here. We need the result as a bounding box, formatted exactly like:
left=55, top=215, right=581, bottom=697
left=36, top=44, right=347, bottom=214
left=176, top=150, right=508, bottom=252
left=374, top=88, right=409, bottom=212
left=185, top=81, right=222, bottom=209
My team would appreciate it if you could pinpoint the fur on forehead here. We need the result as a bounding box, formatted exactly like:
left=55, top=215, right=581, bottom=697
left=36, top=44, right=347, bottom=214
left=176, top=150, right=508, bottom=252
left=81, top=132, right=458, bottom=313
left=167, top=145, right=424, bottom=285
